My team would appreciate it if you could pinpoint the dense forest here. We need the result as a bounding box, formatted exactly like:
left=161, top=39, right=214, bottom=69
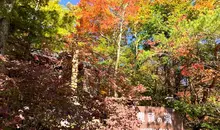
left=0, top=0, right=220, bottom=129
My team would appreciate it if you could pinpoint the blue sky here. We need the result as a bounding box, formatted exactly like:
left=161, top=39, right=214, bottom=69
left=59, top=0, right=79, bottom=5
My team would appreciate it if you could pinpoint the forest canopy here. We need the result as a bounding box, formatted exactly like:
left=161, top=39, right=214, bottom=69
left=0, top=0, right=219, bottom=129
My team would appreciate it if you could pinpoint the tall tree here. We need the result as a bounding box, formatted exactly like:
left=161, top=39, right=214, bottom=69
left=77, top=0, right=140, bottom=96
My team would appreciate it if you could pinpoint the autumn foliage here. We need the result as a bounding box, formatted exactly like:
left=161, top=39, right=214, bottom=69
left=1, top=0, right=220, bottom=129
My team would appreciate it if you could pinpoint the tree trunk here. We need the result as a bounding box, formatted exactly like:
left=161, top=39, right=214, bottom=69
left=0, top=18, right=9, bottom=55
left=0, top=0, right=15, bottom=55
left=133, top=32, right=141, bottom=72
left=114, top=19, right=123, bottom=76
left=71, top=40, right=79, bottom=91
left=114, top=31, right=121, bottom=97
